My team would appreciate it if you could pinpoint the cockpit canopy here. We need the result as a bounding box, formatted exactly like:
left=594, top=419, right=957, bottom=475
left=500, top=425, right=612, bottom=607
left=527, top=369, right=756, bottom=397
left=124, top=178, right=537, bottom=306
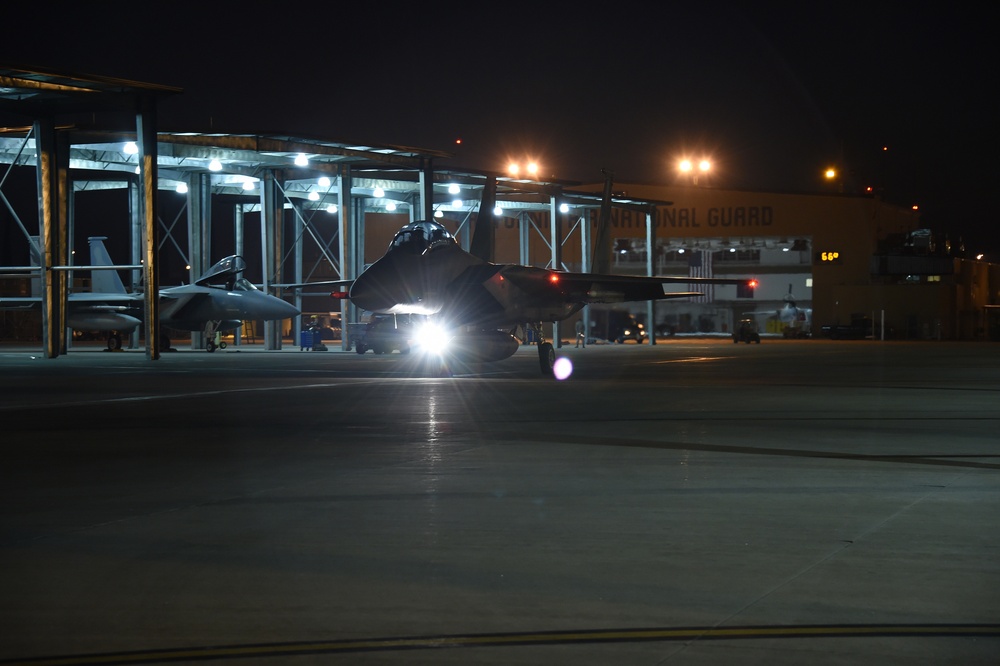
left=196, top=255, right=251, bottom=288
left=389, top=221, right=457, bottom=254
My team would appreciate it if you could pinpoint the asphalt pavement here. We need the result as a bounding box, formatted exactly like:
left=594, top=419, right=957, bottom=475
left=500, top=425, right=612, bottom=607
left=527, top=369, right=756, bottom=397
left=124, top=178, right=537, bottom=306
left=1, top=339, right=998, bottom=664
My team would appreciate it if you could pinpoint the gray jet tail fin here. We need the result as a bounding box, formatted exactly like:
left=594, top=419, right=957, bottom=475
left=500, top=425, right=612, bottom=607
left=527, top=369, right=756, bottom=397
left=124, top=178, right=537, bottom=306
left=469, top=176, right=497, bottom=262
left=88, top=237, right=128, bottom=294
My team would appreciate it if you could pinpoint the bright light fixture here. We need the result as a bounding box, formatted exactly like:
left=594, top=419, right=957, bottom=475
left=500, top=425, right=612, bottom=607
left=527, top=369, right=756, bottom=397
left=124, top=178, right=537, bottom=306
left=559, top=203, right=569, bottom=213
left=373, top=187, right=385, bottom=197
left=208, top=159, right=222, bottom=171
left=308, top=191, right=320, bottom=201
left=242, top=178, right=255, bottom=191
left=326, top=204, right=338, bottom=214
left=494, top=205, right=503, bottom=216
left=386, top=202, right=397, bottom=211
left=414, top=321, right=451, bottom=356
left=176, top=182, right=188, bottom=194
left=448, top=183, right=460, bottom=194
left=123, top=141, right=139, bottom=155
left=295, top=153, right=308, bottom=166
left=318, top=177, right=331, bottom=188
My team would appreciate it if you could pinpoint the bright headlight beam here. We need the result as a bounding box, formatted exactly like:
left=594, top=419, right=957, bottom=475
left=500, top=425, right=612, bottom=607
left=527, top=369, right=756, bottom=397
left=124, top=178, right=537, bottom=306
left=414, top=322, right=451, bottom=355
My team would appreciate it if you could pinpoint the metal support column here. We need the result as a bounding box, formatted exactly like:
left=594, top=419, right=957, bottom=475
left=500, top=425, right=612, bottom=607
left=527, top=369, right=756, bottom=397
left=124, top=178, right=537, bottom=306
left=645, top=206, right=657, bottom=345
left=292, top=199, right=304, bottom=346
left=187, top=172, right=209, bottom=350
left=259, top=171, right=283, bottom=350
left=549, top=194, right=562, bottom=347
left=519, top=212, right=530, bottom=265
left=233, top=203, right=245, bottom=346
left=128, top=176, right=142, bottom=348
left=581, top=208, right=592, bottom=346
left=338, top=167, right=355, bottom=351
left=34, top=118, right=68, bottom=358
left=136, top=96, right=161, bottom=360
left=419, top=159, right=434, bottom=220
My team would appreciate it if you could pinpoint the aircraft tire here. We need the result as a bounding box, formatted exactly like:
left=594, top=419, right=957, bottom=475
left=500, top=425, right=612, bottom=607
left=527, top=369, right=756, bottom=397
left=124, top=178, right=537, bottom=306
left=538, top=342, right=555, bottom=376
left=355, top=342, right=367, bottom=354
left=107, top=334, right=122, bottom=351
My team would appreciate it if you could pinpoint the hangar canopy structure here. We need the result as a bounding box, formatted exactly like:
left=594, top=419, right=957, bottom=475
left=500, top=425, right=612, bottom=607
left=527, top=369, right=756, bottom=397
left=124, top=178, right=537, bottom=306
left=0, top=65, right=670, bottom=357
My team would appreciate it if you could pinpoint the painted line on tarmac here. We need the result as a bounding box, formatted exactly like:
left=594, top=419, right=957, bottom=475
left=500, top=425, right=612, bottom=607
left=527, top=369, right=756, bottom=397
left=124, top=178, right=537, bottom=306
left=2, top=624, right=997, bottom=664
left=0, top=382, right=379, bottom=413
left=508, top=431, right=1000, bottom=471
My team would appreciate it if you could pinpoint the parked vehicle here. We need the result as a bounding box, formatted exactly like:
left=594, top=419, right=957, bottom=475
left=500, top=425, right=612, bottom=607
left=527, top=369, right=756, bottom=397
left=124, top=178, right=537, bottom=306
left=733, top=318, right=761, bottom=344
left=588, top=308, right=648, bottom=343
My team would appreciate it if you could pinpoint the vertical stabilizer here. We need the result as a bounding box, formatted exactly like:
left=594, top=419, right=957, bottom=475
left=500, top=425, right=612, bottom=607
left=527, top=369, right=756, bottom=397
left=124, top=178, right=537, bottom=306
left=88, top=237, right=128, bottom=294
left=591, top=170, right=615, bottom=275
left=469, top=176, right=497, bottom=262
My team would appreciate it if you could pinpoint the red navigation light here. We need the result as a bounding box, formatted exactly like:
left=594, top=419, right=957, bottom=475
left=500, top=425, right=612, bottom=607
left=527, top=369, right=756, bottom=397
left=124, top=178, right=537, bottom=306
left=748, top=279, right=758, bottom=289
left=330, top=290, right=350, bottom=300
left=549, top=273, right=560, bottom=284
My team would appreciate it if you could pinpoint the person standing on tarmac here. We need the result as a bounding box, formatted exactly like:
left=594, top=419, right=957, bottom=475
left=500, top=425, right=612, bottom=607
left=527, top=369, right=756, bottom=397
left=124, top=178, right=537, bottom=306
left=575, top=318, right=586, bottom=348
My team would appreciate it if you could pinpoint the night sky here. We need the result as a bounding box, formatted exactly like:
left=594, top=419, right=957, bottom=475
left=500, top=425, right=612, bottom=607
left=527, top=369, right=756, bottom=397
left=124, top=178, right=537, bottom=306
left=3, top=3, right=998, bottom=254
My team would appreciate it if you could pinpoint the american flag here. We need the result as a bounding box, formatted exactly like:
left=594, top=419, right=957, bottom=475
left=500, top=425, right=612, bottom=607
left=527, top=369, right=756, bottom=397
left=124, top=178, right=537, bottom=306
left=688, top=250, right=714, bottom=303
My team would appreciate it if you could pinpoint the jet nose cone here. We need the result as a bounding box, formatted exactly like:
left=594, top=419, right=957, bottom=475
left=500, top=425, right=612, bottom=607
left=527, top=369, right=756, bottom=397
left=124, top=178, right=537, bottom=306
left=259, top=295, right=300, bottom=320
left=349, top=269, right=392, bottom=313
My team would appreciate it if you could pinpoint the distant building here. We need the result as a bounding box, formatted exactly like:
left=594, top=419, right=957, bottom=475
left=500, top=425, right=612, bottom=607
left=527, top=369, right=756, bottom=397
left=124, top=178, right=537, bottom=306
left=554, top=183, right=1000, bottom=340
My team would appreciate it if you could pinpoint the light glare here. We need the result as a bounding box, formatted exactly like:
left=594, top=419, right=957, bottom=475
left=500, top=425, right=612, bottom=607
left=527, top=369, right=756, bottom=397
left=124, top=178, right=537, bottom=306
left=553, top=357, right=573, bottom=380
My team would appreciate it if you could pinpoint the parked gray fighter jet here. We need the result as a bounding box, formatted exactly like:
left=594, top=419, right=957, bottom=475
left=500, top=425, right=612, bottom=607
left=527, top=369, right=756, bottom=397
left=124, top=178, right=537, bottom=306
left=2, top=237, right=300, bottom=351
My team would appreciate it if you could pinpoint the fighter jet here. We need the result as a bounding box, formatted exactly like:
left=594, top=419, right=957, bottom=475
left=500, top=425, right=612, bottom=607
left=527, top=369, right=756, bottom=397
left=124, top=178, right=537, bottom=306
left=344, top=219, right=754, bottom=375
left=2, top=237, right=300, bottom=351
left=744, top=283, right=812, bottom=338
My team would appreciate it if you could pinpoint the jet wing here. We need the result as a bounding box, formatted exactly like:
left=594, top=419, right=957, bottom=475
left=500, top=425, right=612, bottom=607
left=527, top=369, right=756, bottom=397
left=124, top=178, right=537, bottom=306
left=502, top=267, right=751, bottom=304
left=275, top=279, right=353, bottom=292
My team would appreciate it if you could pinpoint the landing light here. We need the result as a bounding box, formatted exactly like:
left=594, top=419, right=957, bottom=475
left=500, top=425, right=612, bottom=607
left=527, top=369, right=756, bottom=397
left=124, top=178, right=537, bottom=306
left=414, top=322, right=451, bottom=356
left=553, top=357, right=573, bottom=380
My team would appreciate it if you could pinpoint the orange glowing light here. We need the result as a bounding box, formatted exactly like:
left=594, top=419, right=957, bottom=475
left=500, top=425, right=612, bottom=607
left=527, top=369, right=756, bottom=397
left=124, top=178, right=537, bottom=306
left=549, top=274, right=560, bottom=284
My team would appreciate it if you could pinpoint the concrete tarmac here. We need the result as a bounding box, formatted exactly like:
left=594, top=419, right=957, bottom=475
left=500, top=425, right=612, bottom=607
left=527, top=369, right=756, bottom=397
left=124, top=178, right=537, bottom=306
left=1, top=339, right=998, bottom=664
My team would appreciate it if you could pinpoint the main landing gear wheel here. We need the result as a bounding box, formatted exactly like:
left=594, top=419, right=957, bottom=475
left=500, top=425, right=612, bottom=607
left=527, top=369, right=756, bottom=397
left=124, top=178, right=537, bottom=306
left=538, top=342, right=555, bottom=376
left=107, top=334, right=122, bottom=351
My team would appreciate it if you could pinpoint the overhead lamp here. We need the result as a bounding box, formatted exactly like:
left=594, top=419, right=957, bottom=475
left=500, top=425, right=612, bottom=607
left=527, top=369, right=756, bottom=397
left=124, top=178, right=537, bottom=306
left=308, top=191, right=320, bottom=201
left=176, top=182, right=188, bottom=194
left=318, top=176, right=331, bottom=188
left=559, top=203, right=569, bottom=213
left=123, top=141, right=139, bottom=155
left=448, top=183, right=460, bottom=194
left=494, top=205, right=503, bottom=216
left=295, top=153, right=309, bottom=166
left=326, top=204, right=338, bottom=214
left=386, top=202, right=397, bottom=211
left=242, top=178, right=255, bottom=191
left=208, top=159, right=222, bottom=171
left=451, top=199, right=462, bottom=207
left=373, top=187, right=385, bottom=197
left=434, top=210, right=444, bottom=218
